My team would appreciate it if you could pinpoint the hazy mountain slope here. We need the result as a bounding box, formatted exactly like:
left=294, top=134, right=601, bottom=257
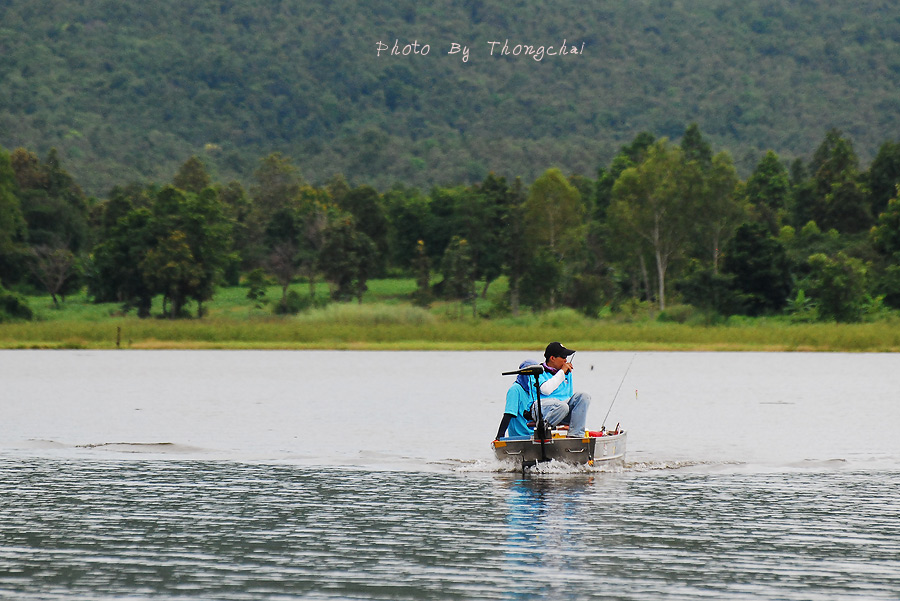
left=1, top=0, right=898, bottom=195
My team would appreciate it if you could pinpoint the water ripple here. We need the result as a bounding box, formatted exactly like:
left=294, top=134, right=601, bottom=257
left=2, top=458, right=899, bottom=600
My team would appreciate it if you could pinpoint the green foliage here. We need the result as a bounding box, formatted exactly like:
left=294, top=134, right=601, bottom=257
left=866, top=141, right=900, bottom=217
left=439, top=235, right=476, bottom=315
left=807, top=129, right=872, bottom=233
left=11, top=148, right=90, bottom=254
left=518, top=247, right=561, bottom=311
left=9, top=119, right=900, bottom=325
left=524, top=168, right=584, bottom=259
left=695, top=150, right=743, bottom=271
left=873, top=264, right=900, bottom=310
left=722, top=223, right=793, bottom=316
left=871, top=196, right=900, bottom=257
left=675, top=262, right=741, bottom=317
left=6, top=282, right=900, bottom=352
left=318, top=217, right=377, bottom=303
left=610, top=139, right=700, bottom=309
left=411, top=240, right=432, bottom=307
left=89, top=184, right=232, bottom=317
left=90, top=198, right=157, bottom=316
left=785, top=289, right=818, bottom=323
left=339, top=185, right=389, bottom=274
left=141, top=229, right=203, bottom=317
left=272, top=289, right=311, bottom=315
left=0, top=282, right=33, bottom=322
left=28, top=244, right=82, bottom=307
left=656, top=304, right=708, bottom=325
left=0, top=146, right=28, bottom=284
left=173, top=156, right=212, bottom=195
left=244, top=268, right=268, bottom=309
left=384, top=185, right=433, bottom=269
left=804, top=252, right=869, bottom=322
left=680, top=123, right=713, bottom=166
left=4, top=1, right=899, bottom=196
left=744, top=150, right=790, bottom=234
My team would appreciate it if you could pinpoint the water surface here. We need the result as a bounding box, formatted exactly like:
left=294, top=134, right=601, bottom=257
left=1, top=350, right=898, bottom=599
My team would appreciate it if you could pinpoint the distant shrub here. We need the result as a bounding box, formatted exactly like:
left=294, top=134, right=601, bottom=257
left=656, top=304, right=699, bottom=324
left=536, top=308, right=586, bottom=328
left=295, top=302, right=435, bottom=326
left=273, top=290, right=312, bottom=315
left=0, top=285, right=34, bottom=322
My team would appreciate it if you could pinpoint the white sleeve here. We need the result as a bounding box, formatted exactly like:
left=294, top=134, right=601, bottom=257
left=540, top=370, right=566, bottom=396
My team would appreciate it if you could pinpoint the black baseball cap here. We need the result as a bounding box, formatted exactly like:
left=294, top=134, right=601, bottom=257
left=544, top=342, right=575, bottom=359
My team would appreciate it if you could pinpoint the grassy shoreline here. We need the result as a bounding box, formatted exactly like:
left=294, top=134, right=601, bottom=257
left=4, top=321, right=900, bottom=352
left=4, top=282, right=900, bottom=352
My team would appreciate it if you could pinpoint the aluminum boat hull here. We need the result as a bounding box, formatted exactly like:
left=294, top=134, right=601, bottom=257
left=492, top=431, right=626, bottom=469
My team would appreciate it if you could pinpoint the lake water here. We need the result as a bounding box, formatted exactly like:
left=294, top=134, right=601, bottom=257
left=2, top=350, right=899, bottom=600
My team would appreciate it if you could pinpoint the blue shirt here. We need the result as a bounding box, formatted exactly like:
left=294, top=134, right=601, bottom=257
left=538, top=367, right=573, bottom=401
left=503, top=383, right=535, bottom=437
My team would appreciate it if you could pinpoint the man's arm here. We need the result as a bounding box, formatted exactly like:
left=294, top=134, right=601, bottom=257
left=540, top=368, right=569, bottom=395
left=496, top=413, right=514, bottom=439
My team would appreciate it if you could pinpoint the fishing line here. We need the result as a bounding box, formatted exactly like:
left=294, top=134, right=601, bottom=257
left=602, top=353, right=636, bottom=430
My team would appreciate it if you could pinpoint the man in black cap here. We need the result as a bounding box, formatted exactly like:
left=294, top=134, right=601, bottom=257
left=537, top=342, right=591, bottom=437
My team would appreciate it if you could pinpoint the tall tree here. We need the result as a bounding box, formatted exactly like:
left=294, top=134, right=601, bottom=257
left=595, top=132, right=656, bottom=220
left=467, top=173, right=517, bottom=297
left=722, top=223, right=792, bottom=316
left=267, top=241, right=300, bottom=312
left=427, top=186, right=467, bottom=263
left=318, top=216, right=376, bottom=303
left=173, top=156, right=212, bottom=195
left=384, top=185, right=433, bottom=271
left=871, top=189, right=900, bottom=259
left=440, top=235, right=476, bottom=317
left=522, top=168, right=585, bottom=308
left=29, top=244, right=81, bottom=307
left=297, top=187, right=331, bottom=298
left=523, top=168, right=584, bottom=257
left=865, top=140, right=900, bottom=218
left=90, top=200, right=156, bottom=316
left=610, top=140, right=699, bottom=309
left=174, top=187, right=233, bottom=316
left=218, top=180, right=252, bottom=283
left=248, top=153, right=304, bottom=265
left=140, top=230, right=202, bottom=318
left=680, top=123, right=713, bottom=167
left=250, top=152, right=304, bottom=216
left=804, top=252, right=868, bottom=322
left=698, top=151, right=742, bottom=274
left=501, top=178, right=529, bottom=315
left=808, top=130, right=871, bottom=233
left=0, top=146, right=27, bottom=285
left=745, top=150, right=790, bottom=234
left=338, top=185, right=389, bottom=274
left=411, top=239, right=432, bottom=307
left=869, top=188, right=900, bottom=308
left=11, top=148, right=90, bottom=252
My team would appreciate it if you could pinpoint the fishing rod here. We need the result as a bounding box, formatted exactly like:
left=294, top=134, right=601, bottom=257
left=601, top=353, right=636, bottom=430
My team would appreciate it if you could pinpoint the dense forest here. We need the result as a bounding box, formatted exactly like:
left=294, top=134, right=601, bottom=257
left=2, top=124, right=900, bottom=324
left=1, top=0, right=899, bottom=195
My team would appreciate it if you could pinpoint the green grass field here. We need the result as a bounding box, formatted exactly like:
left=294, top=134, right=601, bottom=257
left=3, top=279, right=900, bottom=351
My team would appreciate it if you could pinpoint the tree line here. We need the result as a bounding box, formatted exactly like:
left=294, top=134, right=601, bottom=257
left=1, top=124, right=900, bottom=323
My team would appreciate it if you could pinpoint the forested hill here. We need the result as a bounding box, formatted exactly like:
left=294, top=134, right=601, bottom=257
left=2, top=0, right=899, bottom=196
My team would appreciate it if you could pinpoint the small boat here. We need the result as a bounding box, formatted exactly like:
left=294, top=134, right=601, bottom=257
left=492, top=428, right=627, bottom=470
left=493, top=362, right=627, bottom=471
